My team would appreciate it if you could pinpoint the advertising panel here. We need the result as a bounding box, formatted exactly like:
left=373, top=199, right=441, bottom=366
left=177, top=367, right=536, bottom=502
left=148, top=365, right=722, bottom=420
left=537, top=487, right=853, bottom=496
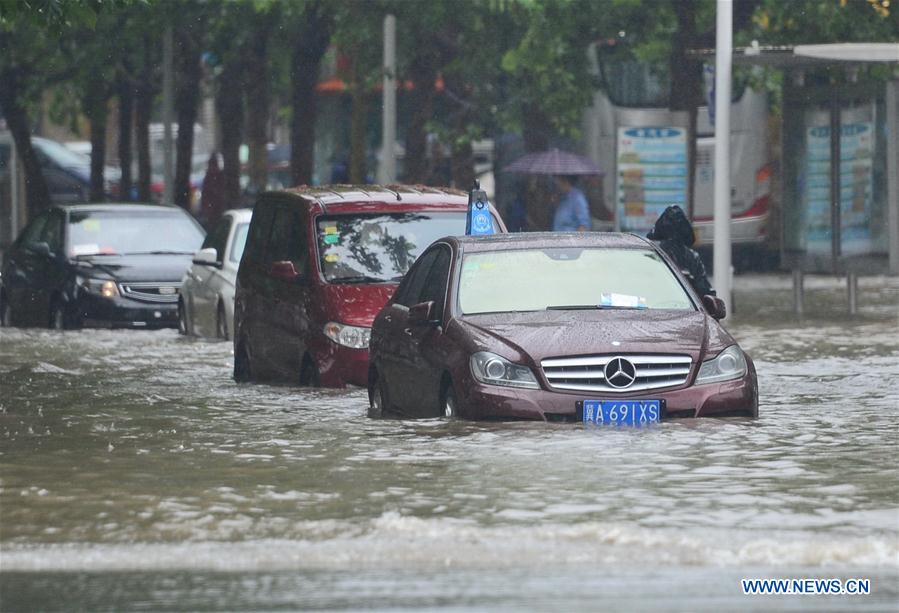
left=616, top=127, right=687, bottom=233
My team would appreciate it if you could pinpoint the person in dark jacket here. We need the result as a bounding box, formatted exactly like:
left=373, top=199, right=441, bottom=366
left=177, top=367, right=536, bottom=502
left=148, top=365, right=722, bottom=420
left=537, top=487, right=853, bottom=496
left=647, top=205, right=715, bottom=296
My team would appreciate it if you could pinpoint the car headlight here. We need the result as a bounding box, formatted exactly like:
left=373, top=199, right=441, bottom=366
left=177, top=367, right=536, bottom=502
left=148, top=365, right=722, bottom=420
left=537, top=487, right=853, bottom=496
left=81, top=278, right=119, bottom=298
left=470, top=351, right=540, bottom=389
left=695, top=345, right=747, bottom=384
left=323, top=322, right=370, bottom=349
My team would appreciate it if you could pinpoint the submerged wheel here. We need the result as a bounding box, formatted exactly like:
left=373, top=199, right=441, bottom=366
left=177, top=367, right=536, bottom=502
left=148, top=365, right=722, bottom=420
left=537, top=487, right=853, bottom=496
left=178, top=300, right=190, bottom=336
left=49, top=301, right=66, bottom=331
left=215, top=302, right=229, bottom=341
left=368, top=377, right=386, bottom=419
left=0, top=295, right=11, bottom=327
left=441, top=382, right=458, bottom=419
left=299, top=356, right=320, bottom=387
left=233, top=343, right=252, bottom=382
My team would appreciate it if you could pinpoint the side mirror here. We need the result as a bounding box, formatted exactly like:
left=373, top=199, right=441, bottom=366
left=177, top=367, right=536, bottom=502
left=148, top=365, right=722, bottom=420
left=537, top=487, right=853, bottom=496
left=192, top=247, right=220, bottom=267
left=269, top=260, right=301, bottom=282
left=28, top=241, right=52, bottom=257
left=409, top=301, right=439, bottom=326
left=702, top=295, right=726, bottom=320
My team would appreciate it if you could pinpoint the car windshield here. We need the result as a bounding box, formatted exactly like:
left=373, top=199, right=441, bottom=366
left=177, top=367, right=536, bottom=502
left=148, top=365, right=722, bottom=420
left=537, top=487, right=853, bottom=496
left=68, top=210, right=205, bottom=257
left=230, top=222, right=249, bottom=263
left=316, top=212, right=466, bottom=283
left=459, top=247, right=693, bottom=314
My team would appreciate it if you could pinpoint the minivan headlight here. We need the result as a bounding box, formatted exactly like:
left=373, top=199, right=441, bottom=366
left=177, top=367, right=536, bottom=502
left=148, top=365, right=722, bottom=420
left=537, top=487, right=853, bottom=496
left=323, top=322, right=371, bottom=349
left=695, top=345, right=747, bottom=384
left=81, top=278, right=119, bottom=298
left=470, top=351, right=539, bottom=389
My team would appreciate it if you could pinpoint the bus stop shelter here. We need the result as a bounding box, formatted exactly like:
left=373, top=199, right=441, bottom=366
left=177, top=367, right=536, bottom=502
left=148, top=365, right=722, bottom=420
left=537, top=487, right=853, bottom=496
left=699, top=42, right=899, bottom=314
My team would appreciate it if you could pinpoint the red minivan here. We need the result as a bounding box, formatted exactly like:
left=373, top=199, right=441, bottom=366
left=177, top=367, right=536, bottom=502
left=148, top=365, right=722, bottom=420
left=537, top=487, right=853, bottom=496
left=233, top=185, right=506, bottom=387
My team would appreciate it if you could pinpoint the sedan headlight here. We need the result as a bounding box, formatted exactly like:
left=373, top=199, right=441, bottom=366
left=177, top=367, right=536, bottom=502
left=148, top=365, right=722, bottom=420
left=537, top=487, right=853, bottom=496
left=695, top=345, right=747, bottom=384
left=81, top=278, right=119, bottom=298
left=323, top=322, right=371, bottom=349
left=470, top=351, right=539, bottom=389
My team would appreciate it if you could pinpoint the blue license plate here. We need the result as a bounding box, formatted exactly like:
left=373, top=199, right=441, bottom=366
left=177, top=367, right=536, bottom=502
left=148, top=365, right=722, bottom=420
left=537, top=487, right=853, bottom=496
left=582, top=400, right=661, bottom=425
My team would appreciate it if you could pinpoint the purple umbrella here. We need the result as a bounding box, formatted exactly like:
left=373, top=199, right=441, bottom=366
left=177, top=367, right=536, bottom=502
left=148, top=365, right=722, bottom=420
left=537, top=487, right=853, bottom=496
left=503, top=148, right=603, bottom=175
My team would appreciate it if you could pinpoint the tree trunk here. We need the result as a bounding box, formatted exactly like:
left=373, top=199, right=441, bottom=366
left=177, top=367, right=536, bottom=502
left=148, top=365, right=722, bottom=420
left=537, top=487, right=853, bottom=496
left=117, top=76, right=134, bottom=201
left=134, top=34, right=154, bottom=203
left=290, top=4, right=333, bottom=187
left=670, top=0, right=701, bottom=220
left=0, top=68, right=52, bottom=217
left=403, top=60, right=437, bottom=184
left=216, top=58, right=244, bottom=209
left=85, top=91, right=108, bottom=202
left=246, top=16, right=272, bottom=194
left=348, top=80, right=368, bottom=184
left=174, top=27, right=202, bottom=209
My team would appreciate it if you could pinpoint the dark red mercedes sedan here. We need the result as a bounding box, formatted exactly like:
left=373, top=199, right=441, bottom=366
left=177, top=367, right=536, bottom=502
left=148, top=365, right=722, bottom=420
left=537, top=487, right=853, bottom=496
left=368, top=232, right=757, bottom=423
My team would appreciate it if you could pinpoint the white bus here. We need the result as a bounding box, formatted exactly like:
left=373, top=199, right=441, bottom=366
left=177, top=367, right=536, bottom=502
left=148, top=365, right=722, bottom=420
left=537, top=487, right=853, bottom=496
left=583, top=44, right=773, bottom=252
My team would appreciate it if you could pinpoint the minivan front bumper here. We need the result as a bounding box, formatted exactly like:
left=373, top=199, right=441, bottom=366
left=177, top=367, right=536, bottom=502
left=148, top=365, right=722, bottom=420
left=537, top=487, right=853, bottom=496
left=76, top=293, right=179, bottom=329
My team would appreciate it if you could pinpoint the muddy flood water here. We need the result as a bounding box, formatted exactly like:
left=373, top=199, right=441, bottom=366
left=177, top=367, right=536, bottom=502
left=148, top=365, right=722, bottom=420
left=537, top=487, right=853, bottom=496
left=1, top=275, right=897, bottom=611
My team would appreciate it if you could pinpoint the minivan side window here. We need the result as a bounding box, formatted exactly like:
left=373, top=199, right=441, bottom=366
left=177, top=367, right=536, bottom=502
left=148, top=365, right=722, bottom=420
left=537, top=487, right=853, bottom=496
left=268, top=206, right=307, bottom=273
left=245, top=204, right=274, bottom=263
left=394, top=249, right=439, bottom=308
left=417, top=245, right=451, bottom=318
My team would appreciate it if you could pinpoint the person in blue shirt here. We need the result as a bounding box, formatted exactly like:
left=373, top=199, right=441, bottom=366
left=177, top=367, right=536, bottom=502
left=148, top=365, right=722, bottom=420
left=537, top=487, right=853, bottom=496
left=552, top=175, right=591, bottom=232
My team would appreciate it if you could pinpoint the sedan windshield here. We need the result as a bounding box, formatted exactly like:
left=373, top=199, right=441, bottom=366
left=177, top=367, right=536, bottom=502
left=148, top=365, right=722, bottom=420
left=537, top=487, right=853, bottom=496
left=316, top=212, right=466, bottom=283
left=459, top=248, right=693, bottom=314
left=68, top=210, right=205, bottom=257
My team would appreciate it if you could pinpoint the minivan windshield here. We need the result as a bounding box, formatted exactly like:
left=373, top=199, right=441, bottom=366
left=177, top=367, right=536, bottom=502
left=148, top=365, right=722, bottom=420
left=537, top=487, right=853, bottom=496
left=316, top=212, right=467, bottom=283
left=68, top=210, right=205, bottom=257
left=459, top=248, right=693, bottom=314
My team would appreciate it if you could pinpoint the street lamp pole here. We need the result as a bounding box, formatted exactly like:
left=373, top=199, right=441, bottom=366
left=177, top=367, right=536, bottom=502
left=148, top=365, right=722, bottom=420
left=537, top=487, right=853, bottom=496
left=713, top=0, right=733, bottom=310
left=162, top=24, right=174, bottom=205
left=379, top=14, right=397, bottom=185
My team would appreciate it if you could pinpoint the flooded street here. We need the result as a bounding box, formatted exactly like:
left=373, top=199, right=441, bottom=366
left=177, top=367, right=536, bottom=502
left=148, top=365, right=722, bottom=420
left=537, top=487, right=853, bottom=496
left=1, top=276, right=897, bottom=611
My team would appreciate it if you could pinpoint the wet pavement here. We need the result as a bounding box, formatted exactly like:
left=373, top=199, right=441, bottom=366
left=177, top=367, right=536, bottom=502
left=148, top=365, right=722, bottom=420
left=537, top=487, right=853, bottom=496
left=1, top=274, right=897, bottom=611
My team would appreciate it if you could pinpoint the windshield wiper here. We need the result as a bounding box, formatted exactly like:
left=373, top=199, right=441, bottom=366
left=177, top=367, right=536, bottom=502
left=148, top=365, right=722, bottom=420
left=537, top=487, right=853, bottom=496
left=546, top=304, right=641, bottom=310
left=122, top=250, right=195, bottom=256
left=328, top=274, right=390, bottom=284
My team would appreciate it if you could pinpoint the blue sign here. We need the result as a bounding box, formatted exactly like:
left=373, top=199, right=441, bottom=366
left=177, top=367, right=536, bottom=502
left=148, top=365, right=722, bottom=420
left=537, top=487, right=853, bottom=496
left=467, top=202, right=495, bottom=236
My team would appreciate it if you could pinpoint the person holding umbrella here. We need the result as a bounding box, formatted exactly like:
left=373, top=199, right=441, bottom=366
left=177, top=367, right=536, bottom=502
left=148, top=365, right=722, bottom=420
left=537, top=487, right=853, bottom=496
left=552, top=174, right=591, bottom=232
left=502, top=148, right=602, bottom=233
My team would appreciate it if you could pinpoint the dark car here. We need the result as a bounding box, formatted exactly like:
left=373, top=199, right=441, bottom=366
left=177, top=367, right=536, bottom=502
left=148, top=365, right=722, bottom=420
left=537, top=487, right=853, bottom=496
left=0, top=203, right=205, bottom=329
left=233, top=185, right=506, bottom=388
left=367, top=232, right=758, bottom=422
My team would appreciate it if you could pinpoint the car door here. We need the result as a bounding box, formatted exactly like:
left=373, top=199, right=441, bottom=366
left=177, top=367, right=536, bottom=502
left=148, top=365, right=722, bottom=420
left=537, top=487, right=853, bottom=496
left=33, top=210, right=67, bottom=320
left=190, top=217, right=231, bottom=335
left=380, top=248, right=439, bottom=412
left=237, top=202, right=277, bottom=378
left=392, top=244, right=453, bottom=416
left=266, top=203, right=310, bottom=380
left=5, top=212, right=49, bottom=326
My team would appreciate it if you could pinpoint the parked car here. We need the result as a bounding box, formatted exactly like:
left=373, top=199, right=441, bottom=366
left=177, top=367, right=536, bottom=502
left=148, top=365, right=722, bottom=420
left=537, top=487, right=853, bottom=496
left=233, top=185, right=507, bottom=387
left=179, top=208, right=252, bottom=339
left=367, top=232, right=758, bottom=421
left=0, top=134, right=120, bottom=203
left=0, top=203, right=205, bottom=329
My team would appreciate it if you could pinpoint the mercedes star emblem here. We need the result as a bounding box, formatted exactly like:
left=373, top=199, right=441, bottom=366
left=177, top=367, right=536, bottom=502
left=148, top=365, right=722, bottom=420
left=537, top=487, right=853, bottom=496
left=604, top=357, right=637, bottom=389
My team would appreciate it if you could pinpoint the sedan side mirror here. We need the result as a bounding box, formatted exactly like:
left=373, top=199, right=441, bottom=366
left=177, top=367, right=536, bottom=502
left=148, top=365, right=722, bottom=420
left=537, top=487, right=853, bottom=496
left=269, top=260, right=301, bottom=282
left=409, top=301, right=439, bottom=326
left=702, top=295, right=726, bottom=320
left=193, top=247, right=220, bottom=267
